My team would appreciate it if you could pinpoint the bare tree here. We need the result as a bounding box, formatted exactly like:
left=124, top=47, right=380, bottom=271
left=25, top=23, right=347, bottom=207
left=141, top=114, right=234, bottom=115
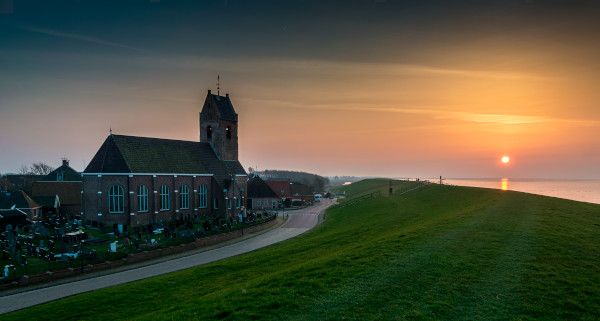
left=29, top=162, right=54, bottom=175
left=19, top=164, right=30, bottom=175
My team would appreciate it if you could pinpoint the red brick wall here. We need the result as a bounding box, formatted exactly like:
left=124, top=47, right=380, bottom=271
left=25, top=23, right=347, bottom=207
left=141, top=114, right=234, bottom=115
left=83, top=174, right=218, bottom=227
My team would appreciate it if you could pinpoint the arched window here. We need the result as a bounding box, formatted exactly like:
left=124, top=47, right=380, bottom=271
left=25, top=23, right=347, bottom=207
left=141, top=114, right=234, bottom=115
left=108, top=185, right=124, bottom=213
left=199, top=184, right=207, bottom=208
left=180, top=184, right=189, bottom=209
left=160, top=185, right=170, bottom=210
left=138, top=185, right=148, bottom=212
left=226, top=126, right=231, bottom=139
left=213, top=198, right=218, bottom=209
left=207, top=126, right=212, bottom=140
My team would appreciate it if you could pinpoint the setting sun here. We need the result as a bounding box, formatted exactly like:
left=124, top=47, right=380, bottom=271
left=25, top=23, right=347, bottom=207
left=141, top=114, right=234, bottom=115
left=502, top=156, right=510, bottom=164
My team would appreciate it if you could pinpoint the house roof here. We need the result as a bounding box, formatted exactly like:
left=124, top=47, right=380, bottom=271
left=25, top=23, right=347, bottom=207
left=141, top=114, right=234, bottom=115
left=0, top=209, right=27, bottom=220
left=290, top=182, right=315, bottom=196
left=37, top=162, right=82, bottom=182
left=264, top=180, right=291, bottom=198
left=248, top=175, right=279, bottom=198
left=84, top=134, right=246, bottom=188
left=0, top=190, right=39, bottom=210
left=210, top=93, right=237, bottom=122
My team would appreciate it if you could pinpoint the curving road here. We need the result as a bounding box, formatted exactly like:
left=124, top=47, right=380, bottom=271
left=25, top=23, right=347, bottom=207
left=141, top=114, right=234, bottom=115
left=0, top=199, right=335, bottom=314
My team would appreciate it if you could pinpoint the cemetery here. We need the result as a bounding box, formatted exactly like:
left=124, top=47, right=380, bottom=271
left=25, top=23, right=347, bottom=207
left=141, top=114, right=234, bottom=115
left=0, top=210, right=278, bottom=289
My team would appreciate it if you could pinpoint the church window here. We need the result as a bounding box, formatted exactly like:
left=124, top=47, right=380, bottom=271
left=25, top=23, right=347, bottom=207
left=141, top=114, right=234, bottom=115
left=207, top=126, right=212, bottom=140
left=228, top=198, right=232, bottom=209
left=226, top=126, right=231, bottom=139
left=213, top=197, right=218, bottom=209
left=138, top=185, right=149, bottom=212
left=180, top=184, right=189, bottom=209
left=237, top=198, right=241, bottom=208
left=199, top=184, right=207, bottom=208
left=57, top=172, right=64, bottom=181
left=160, top=185, right=170, bottom=210
left=108, top=185, right=124, bottom=213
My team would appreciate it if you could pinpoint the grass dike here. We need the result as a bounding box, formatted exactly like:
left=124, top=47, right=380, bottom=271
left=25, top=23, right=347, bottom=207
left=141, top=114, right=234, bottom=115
left=3, top=179, right=600, bottom=320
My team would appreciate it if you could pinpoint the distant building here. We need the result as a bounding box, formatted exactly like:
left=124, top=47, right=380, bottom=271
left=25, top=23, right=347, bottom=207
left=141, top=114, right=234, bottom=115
left=81, top=90, right=247, bottom=227
left=290, top=182, right=315, bottom=203
left=31, top=159, right=82, bottom=217
left=2, top=174, right=43, bottom=194
left=247, top=175, right=280, bottom=210
left=265, top=180, right=292, bottom=206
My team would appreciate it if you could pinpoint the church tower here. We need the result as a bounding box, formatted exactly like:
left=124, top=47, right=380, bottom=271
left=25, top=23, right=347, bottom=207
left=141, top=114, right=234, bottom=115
left=199, top=90, right=239, bottom=161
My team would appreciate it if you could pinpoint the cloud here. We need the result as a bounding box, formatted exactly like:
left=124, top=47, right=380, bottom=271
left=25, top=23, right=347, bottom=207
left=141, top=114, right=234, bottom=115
left=244, top=97, right=599, bottom=126
left=19, top=26, right=145, bottom=51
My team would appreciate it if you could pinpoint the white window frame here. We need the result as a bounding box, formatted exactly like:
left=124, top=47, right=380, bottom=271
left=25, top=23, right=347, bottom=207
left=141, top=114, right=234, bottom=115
left=138, top=185, right=149, bottom=212
left=160, top=185, right=170, bottom=211
left=199, top=184, right=207, bottom=208
left=109, top=185, right=124, bottom=213
left=180, top=184, right=189, bottom=209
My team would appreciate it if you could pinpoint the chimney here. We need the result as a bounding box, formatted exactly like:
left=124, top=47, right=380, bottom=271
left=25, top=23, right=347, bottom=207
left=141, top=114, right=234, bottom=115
left=208, top=90, right=211, bottom=94
left=62, top=158, right=69, bottom=166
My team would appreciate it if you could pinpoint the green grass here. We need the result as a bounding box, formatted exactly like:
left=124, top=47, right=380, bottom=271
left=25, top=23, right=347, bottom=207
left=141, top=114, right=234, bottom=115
left=329, top=178, right=395, bottom=196
left=4, top=180, right=600, bottom=320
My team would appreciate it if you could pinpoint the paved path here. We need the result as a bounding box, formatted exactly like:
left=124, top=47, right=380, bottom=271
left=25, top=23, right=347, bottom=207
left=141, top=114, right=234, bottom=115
left=0, top=199, right=335, bottom=314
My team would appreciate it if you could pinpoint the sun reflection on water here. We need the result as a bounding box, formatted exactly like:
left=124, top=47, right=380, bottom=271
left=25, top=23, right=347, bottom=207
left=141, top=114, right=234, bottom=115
left=501, top=178, right=509, bottom=191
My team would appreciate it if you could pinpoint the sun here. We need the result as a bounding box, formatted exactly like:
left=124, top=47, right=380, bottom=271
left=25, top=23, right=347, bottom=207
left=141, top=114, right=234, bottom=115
left=501, top=156, right=510, bottom=164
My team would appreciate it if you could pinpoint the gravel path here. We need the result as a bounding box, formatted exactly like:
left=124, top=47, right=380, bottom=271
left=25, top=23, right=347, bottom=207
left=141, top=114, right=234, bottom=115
left=0, top=199, right=334, bottom=314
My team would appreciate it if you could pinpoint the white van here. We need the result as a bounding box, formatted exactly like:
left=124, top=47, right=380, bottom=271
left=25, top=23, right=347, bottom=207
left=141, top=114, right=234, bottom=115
left=314, top=194, right=322, bottom=202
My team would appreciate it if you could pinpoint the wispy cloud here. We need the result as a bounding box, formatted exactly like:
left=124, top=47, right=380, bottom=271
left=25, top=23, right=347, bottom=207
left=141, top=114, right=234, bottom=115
left=244, top=97, right=599, bottom=126
left=20, top=26, right=145, bottom=51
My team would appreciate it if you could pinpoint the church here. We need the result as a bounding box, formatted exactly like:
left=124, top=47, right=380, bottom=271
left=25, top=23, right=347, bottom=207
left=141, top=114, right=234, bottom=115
left=81, top=90, right=247, bottom=227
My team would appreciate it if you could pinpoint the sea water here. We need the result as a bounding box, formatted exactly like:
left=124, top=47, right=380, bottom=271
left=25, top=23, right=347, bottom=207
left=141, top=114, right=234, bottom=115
left=443, top=179, right=600, bottom=205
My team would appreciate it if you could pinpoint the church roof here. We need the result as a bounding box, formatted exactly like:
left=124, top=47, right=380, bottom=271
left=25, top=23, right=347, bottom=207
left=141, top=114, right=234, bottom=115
left=84, top=135, right=246, bottom=187
left=211, top=93, right=237, bottom=122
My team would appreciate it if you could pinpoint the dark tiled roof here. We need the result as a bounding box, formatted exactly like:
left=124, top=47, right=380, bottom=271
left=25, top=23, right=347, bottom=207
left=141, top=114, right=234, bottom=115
left=85, top=136, right=130, bottom=173
left=38, top=164, right=82, bottom=182
left=265, top=181, right=291, bottom=198
left=212, top=94, right=237, bottom=122
left=84, top=135, right=246, bottom=188
left=32, top=195, right=58, bottom=208
left=0, top=191, right=37, bottom=209
left=32, top=182, right=82, bottom=205
left=248, top=176, right=279, bottom=198
left=0, top=209, right=27, bottom=220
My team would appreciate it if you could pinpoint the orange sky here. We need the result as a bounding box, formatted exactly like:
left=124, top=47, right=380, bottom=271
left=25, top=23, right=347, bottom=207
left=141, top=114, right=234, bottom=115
left=1, top=1, right=599, bottom=178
